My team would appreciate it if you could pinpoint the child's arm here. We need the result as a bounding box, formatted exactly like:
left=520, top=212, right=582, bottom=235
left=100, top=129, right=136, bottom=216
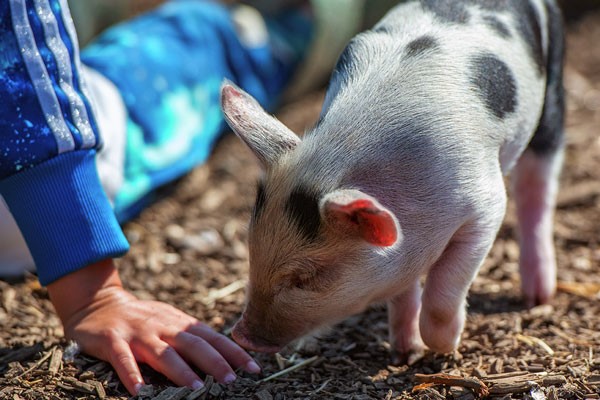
left=0, top=1, right=129, bottom=284
left=0, top=2, right=258, bottom=394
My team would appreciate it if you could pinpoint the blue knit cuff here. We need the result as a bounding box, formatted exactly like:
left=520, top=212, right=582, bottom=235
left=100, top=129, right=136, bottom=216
left=0, top=150, right=130, bottom=285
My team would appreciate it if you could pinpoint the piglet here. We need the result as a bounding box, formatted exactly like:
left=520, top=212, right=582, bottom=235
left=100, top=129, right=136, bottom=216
left=221, top=0, right=565, bottom=361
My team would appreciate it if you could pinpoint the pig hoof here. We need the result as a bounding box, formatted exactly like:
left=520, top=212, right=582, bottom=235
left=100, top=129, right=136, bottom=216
left=419, top=311, right=464, bottom=354
left=391, top=347, right=425, bottom=366
left=519, top=254, right=557, bottom=308
left=522, top=282, right=555, bottom=309
left=448, top=349, right=463, bottom=363
left=407, top=350, right=425, bottom=366
left=524, top=294, right=552, bottom=309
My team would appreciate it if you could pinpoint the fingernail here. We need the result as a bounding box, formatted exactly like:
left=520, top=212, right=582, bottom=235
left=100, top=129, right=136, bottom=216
left=191, top=380, right=204, bottom=390
left=223, top=373, right=237, bottom=384
left=133, top=383, right=143, bottom=395
left=245, top=360, right=261, bottom=374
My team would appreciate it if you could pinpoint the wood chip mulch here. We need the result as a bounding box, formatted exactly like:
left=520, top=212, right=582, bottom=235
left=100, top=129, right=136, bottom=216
left=2, top=7, right=600, bottom=400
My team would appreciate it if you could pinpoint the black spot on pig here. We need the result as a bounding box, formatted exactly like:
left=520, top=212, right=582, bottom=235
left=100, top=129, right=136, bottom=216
left=469, top=0, right=507, bottom=12
left=420, top=0, right=470, bottom=24
left=336, top=43, right=353, bottom=71
left=482, top=1, right=546, bottom=73
left=333, top=39, right=359, bottom=77
left=253, top=181, right=267, bottom=220
left=406, top=35, right=439, bottom=57
left=422, top=0, right=545, bottom=73
left=285, top=186, right=322, bottom=241
left=470, top=53, right=517, bottom=119
left=482, top=15, right=511, bottom=38
left=473, top=0, right=545, bottom=73
left=527, top=0, right=565, bottom=155
left=373, top=24, right=392, bottom=34
left=515, top=1, right=545, bottom=74
left=331, top=38, right=361, bottom=87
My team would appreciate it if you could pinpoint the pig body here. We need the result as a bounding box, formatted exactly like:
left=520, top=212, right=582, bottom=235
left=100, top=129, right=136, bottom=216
left=222, top=0, right=565, bottom=359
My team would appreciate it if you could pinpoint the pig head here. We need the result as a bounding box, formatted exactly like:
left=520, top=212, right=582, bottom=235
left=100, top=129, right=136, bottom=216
left=221, top=83, right=407, bottom=352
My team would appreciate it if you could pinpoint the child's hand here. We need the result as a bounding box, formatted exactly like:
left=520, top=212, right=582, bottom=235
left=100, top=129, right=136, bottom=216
left=47, top=259, right=260, bottom=395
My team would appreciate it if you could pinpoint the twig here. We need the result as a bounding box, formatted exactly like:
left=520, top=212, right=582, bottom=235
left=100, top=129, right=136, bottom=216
left=258, top=355, right=319, bottom=383
left=549, top=326, right=594, bottom=346
left=23, top=378, right=43, bottom=386
left=488, top=380, right=536, bottom=395
left=15, top=347, right=54, bottom=379
left=274, top=353, right=289, bottom=370
left=93, top=381, right=107, bottom=400
left=543, top=375, right=567, bottom=387
left=413, top=373, right=489, bottom=397
left=557, top=281, right=600, bottom=299
left=201, top=280, right=246, bottom=307
left=62, top=376, right=96, bottom=394
left=48, top=347, right=62, bottom=375
left=484, top=370, right=530, bottom=380
left=310, top=378, right=332, bottom=395
left=412, top=382, right=435, bottom=392
left=486, top=372, right=547, bottom=385
left=515, top=334, right=555, bottom=356
left=484, top=372, right=566, bottom=395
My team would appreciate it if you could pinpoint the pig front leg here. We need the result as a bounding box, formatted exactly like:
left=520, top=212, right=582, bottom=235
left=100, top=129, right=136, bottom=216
left=512, top=147, right=563, bottom=307
left=387, top=280, right=424, bottom=364
left=419, top=204, right=506, bottom=353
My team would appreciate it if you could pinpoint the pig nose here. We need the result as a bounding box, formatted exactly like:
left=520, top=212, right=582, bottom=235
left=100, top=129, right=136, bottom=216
left=232, top=317, right=282, bottom=353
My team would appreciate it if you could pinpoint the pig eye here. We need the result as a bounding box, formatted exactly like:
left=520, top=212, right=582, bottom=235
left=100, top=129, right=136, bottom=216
left=291, top=275, right=315, bottom=291
left=279, top=268, right=318, bottom=291
left=280, top=261, right=336, bottom=292
left=289, top=270, right=333, bottom=292
left=288, top=274, right=311, bottom=290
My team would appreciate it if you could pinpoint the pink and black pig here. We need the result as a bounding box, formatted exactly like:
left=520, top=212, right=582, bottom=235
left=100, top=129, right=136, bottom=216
left=221, top=0, right=565, bottom=361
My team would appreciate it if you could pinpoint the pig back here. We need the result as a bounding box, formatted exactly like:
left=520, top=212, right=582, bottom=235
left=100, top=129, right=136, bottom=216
left=318, top=0, right=550, bottom=166
left=289, top=0, right=551, bottom=233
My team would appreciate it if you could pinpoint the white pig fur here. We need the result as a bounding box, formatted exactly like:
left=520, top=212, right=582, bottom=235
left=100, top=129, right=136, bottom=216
left=221, top=0, right=565, bottom=360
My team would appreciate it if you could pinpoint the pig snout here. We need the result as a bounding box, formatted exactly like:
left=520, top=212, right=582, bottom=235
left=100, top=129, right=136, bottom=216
left=231, top=315, right=284, bottom=353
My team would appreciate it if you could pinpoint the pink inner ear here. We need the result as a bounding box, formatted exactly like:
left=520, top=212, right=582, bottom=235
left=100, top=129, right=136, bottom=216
left=222, top=84, right=242, bottom=99
left=338, top=199, right=398, bottom=247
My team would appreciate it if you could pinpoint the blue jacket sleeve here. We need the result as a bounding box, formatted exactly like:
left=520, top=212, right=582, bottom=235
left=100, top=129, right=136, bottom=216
left=0, top=0, right=129, bottom=285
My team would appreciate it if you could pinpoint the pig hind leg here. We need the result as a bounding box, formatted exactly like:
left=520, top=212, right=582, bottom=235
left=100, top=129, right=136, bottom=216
left=420, top=198, right=507, bottom=353
left=512, top=125, right=564, bottom=306
left=512, top=1, right=565, bottom=307
left=512, top=148, right=563, bottom=307
left=387, top=280, right=425, bottom=364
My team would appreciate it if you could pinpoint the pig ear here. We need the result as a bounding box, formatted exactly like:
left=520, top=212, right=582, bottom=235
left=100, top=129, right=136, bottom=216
left=220, top=80, right=300, bottom=168
left=320, top=189, right=400, bottom=247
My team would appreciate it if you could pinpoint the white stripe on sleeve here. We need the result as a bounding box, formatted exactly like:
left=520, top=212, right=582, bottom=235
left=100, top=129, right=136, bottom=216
left=9, top=0, right=75, bottom=154
left=57, top=0, right=100, bottom=149
left=34, top=0, right=96, bottom=148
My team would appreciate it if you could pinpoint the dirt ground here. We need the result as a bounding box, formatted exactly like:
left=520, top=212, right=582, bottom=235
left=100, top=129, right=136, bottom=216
left=1, top=7, right=600, bottom=400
